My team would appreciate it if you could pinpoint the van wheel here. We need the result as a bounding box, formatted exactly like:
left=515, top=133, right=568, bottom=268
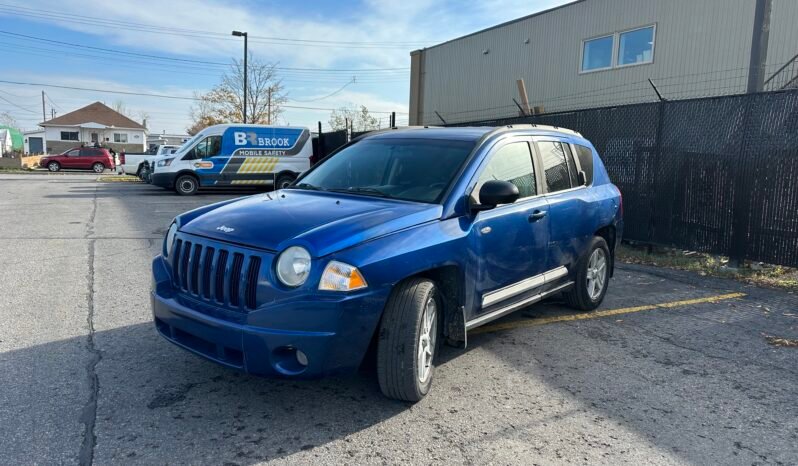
left=47, top=161, right=60, bottom=172
left=564, top=236, right=610, bottom=311
left=92, top=162, right=105, bottom=173
left=175, top=174, right=199, bottom=196
left=275, top=173, right=296, bottom=190
left=377, top=278, right=440, bottom=402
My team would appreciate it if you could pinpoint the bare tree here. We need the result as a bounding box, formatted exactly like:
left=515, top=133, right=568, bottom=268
left=0, top=111, right=18, bottom=128
left=189, top=54, right=287, bottom=129
left=329, top=105, right=380, bottom=132
left=111, top=100, right=128, bottom=116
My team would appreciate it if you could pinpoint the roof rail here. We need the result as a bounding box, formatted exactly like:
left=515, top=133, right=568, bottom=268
left=501, top=123, right=582, bottom=137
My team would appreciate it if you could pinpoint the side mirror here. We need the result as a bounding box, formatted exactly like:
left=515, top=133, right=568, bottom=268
left=475, top=180, right=520, bottom=210
left=577, top=170, right=587, bottom=186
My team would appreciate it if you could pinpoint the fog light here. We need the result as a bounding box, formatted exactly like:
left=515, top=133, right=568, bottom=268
left=295, top=349, right=308, bottom=367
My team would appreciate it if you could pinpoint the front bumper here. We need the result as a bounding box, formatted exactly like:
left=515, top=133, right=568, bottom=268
left=151, top=172, right=176, bottom=188
left=151, top=255, right=389, bottom=378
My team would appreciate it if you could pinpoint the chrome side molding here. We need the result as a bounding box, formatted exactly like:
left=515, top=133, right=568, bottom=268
left=481, top=266, right=568, bottom=308
left=466, top=281, right=574, bottom=330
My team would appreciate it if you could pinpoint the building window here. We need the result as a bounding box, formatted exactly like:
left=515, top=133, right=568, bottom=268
left=581, top=35, right=614, bottom=72
left=580, top=24, right=655, bottom=73
left=60, top=131, right=79, bottom=141
left=114, top=133, right=128, bottom=143
left=618, top=26, right=655, bottom=66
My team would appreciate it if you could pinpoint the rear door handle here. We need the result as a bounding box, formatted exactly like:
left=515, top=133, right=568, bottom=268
left=528, top=210, right=547, bottom=222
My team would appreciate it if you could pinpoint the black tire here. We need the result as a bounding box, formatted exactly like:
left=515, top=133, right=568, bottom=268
left=175, top=174, right=199, bottom=196
left=377, top=278, right=441, bottom=402
left=564, top=236, right=611, bottom=311
left=47, top=161, right=60, bottom=172
left=91, top=162, right=105, bottom=173
left=275, top=173, right=296, bottom=190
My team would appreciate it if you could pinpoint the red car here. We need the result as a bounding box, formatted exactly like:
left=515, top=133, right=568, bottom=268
left=41, top=147, right=115, bottom=173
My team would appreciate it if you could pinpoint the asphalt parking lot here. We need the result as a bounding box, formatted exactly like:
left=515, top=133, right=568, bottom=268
left=1, top=173, right=796, bottom=465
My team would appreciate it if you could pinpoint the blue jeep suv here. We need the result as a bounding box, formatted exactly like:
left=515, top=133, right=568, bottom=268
left=151, top=125, right=623, bottom=401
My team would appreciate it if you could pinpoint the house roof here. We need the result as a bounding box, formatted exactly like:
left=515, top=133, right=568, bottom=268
left=41, top=101, right=146, bottom=130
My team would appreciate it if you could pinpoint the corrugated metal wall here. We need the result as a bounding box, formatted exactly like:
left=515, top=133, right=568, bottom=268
left=412, top=0, right=798, bottom=125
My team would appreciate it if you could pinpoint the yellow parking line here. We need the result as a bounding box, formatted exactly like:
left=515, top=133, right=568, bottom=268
left=470, top=292, right=747, bottom=335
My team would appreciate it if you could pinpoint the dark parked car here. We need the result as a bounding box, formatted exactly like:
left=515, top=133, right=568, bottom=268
left=40, top=147, right=115, bottom=173
left=151, top=125, right=623, bottom=401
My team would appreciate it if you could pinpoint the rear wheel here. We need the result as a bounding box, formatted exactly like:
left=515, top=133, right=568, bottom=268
left=175, top=174, right=199, bottom=196
left=47, top=161, right=60, bottom=172
left=275, top=173, right=296, bottom=190
left=564, top=236, right=610, bottom=311
left=377, top=278, right=441, bottom=402
left=91, top=162, right=105, bottom=173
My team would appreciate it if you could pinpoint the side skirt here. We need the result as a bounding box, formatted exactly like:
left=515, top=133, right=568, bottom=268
left=465, top=281, right=574, bottom=331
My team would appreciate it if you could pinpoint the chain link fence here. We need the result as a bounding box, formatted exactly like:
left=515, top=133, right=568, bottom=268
left=318, top=89, right=798, bottom=268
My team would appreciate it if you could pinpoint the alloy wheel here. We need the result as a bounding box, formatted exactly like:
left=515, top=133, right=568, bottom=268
left=586, top=248, right=607, bottom=300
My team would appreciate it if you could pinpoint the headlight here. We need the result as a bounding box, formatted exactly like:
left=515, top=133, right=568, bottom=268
left=157, top=158, right=174, bottom=167
left=319, top=261, right=368, bottom=291
left=164, top=222, right=178, bottom=257
left=275, top=246, right=311, bottom=287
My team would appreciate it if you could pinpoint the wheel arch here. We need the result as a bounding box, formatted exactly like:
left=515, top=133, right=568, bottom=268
left=594, top=224, right=616, bottom=277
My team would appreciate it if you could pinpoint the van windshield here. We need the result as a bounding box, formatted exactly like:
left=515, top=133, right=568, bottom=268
left=172, top=133, right=203, bottom=157
left=294, top=138, right=475, bottom=203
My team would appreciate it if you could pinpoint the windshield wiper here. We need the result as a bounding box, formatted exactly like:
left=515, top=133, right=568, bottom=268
left=329, top=187, right=392, bottom=198
left=288, top=182, right=325, bottom=191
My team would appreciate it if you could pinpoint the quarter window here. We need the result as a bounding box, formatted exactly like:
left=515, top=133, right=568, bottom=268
left=619, top=26, right=655, bottom=66
left=60, top=131, right=79, bottom=141
left=473, top=142, right=536, bottom=202
left=574, top=144, right=594, bottom=185
left=581, top=35, right=613, bottom=72
left=113, top=133, right=128, bottom=143
left=538, top=141, right=571, bottom=193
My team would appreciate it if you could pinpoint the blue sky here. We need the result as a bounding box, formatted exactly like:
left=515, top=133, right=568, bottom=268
left=0, top=0, right=570, bottom=133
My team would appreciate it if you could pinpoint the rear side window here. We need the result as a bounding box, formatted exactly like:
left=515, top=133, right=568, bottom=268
left=574, top=144, right=594, bottom=185
left=537, top=141, right=571, bottom=193
left=473, top=142, right=537, bottom=201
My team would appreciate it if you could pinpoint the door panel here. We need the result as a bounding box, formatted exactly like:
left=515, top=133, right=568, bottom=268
left=62, top=149, right=80, bottom=168
left=466, top=139, right=551, bottom=321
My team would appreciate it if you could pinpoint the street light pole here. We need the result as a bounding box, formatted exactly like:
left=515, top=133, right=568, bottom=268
left=232, top=30, right=248, bottom=124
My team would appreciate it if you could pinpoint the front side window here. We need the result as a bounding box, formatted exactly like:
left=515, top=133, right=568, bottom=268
left=296, top=138, right=475, bottom=203
left=581, top=35, right=613, bottom=71
left=619, top=26, right=655, bottom=66
left=61, top=131, right=79, bottom=141
left=472, top=142, right=536, bottom=202
left=66, top=149, right=80, bottom=156
left=114, top=133, right=128, bottom=143
left=192, top=136, right=222, bottom=159
left=538, top=141, right=572, bottom=193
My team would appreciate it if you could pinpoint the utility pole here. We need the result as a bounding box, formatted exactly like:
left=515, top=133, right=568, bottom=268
left=747, top=0, right=772, bottom=93
left=232, top=30, right=249, bottom=123
left=41, top=91, right=46, bottom=122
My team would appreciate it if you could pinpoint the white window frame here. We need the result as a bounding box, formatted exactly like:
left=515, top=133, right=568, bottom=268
left=113, top=133, right=128, bottom=143
left=579, top=33, right=615, bottom=74
left=579, top=24, right=657, bottom=74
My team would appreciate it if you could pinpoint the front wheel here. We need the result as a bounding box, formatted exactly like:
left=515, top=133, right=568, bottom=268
left=174, top=174, right=199, bottom=196
left=275, top=173, right=296, bottom=190
left=377, top=278, right=441, bottom=402
left=564, top=236, right=611, bottom=311
left=47, top=161, right=60, bottom=172
left=91, top=162, right=105, bottom=173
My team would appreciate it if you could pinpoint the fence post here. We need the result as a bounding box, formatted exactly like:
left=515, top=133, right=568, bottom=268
left=647, top=80, right=667, bottom=246
left=728, top=98, right=757, bottom=267
left=317, top=121, right=323, bottom=157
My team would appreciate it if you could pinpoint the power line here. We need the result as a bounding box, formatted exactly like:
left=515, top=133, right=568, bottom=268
left=0, top=94, right=38, bottom=113
left=0, top=79, right=408, bottom=113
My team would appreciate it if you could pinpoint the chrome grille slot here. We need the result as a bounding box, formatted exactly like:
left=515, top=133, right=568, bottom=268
left=229, top=253, right=245, bottom=307
left=171, top=239, right=183, bottom=287
left=245, top=256, right=261, bottom=309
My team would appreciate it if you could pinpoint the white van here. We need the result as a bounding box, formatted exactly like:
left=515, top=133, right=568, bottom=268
left=150, top=124, right=313, bottom=195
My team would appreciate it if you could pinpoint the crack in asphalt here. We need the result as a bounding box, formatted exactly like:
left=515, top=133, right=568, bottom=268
left=78, top=185, right=101, bottom=466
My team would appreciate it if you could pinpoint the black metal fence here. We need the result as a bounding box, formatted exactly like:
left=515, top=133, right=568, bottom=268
left=318, top=90, right=798, bottom=268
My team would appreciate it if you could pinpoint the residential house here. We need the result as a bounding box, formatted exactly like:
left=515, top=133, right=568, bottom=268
left=39, top=101, right=147, bottom=154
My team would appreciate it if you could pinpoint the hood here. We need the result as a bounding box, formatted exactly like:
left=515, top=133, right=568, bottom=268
left=180, top=190, right=443, bottom=256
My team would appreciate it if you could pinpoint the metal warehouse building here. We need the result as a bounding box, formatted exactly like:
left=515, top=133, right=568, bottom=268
left=409, top=0, right=798, bottom=125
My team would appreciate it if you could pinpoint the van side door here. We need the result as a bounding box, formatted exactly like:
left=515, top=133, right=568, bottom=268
left=187, top=136, right=223, bottom=186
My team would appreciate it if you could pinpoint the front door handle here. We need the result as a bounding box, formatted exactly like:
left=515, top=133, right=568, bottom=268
left=528, top=210, right=547, bottom=222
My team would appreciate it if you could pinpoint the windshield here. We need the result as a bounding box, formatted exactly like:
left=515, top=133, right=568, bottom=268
left=172, top=133, right=204, bottom=157
left=296, top=138, right=475, bottom=203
